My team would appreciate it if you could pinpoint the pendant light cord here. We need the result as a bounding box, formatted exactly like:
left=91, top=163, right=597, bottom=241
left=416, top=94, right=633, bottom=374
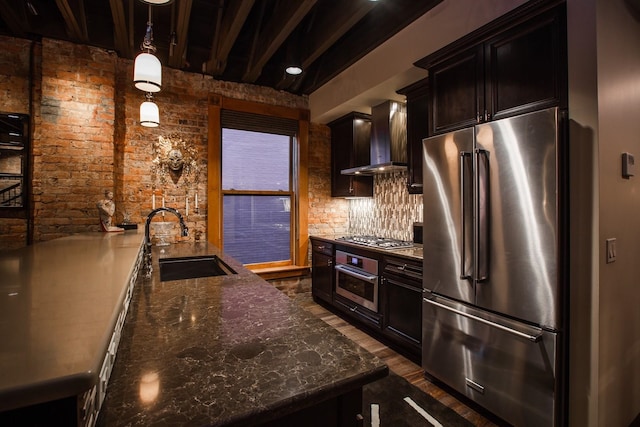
left=141, top=4, right=156, bottom=53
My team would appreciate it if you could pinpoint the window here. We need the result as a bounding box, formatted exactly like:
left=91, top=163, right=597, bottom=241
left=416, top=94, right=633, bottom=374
left=0, top=113, right=29, bottom=218
left=222, top=129, right=292, bottom=264
left=208, top=96, right=309, bottom=274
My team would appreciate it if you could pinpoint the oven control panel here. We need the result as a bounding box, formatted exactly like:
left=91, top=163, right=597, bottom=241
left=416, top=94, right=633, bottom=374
left=335, top=250, right=378, bottom=274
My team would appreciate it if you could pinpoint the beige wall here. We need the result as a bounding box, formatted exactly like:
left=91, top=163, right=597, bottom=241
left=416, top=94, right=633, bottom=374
left=568, top=0, right=640, bottom=425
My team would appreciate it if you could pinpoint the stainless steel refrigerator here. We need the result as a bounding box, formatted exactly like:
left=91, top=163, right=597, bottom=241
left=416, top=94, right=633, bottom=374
left=421, top=107, right=564, bottom=426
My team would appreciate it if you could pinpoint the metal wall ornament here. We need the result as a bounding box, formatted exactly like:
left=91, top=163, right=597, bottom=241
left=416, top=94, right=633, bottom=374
left=151, top=134, right=199, bottom=188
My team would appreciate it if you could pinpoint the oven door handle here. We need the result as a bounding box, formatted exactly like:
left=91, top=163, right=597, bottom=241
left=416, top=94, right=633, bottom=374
left=335, top=264, right=377, bottom=283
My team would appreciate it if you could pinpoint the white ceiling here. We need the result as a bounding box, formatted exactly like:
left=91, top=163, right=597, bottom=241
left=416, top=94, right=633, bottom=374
left=309, top=0, right=529, bottom=124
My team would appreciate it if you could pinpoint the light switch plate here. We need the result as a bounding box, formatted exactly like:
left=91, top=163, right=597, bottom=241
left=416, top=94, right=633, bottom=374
left=606, top=238, right=617, bottom=263
left=622, top=152, right=635, bottom=178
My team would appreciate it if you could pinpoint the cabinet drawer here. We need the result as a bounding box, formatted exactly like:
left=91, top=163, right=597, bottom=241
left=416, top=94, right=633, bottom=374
left=383, top=257, right=422, bottom=284
left=312, top=241, right=333, bottom=256
left=334, top=294, right=382, bottom=329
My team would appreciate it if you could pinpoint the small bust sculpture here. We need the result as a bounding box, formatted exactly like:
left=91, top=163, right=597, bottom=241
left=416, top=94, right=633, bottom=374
left=97, top=190, right=124, bottom=232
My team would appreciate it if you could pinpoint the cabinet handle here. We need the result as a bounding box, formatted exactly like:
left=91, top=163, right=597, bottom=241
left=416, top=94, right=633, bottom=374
left=397, top=264, right=407, bottom=271
left=476, top=112, right=482, bottom=123
left=327, top=259, right=333, bottom=267
left=484, top=110, right=491, bottom=121
left=318, top=245, right=325, bottom=250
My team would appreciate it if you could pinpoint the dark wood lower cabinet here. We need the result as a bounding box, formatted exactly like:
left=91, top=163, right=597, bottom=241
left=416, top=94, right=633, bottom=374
left=311, top=239, right=334, bottom=304
left=380, top=256, right=422, bottom=360
left=381, top=276, right=422, bottom=348
left=259, top=387, right=362, bottom=427
left=310, top=239, right=423, bottom=363
left=334, top=294, right=382, bottom=329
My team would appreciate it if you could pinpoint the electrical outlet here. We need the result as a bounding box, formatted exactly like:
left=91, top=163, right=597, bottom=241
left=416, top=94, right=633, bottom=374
left=606, top=238, right=617, bottom=263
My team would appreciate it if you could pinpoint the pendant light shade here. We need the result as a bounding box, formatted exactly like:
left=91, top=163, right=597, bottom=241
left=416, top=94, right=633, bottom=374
left=134, top=52, right=162, bottom=92
left=140, top=95, right=159, bottom=127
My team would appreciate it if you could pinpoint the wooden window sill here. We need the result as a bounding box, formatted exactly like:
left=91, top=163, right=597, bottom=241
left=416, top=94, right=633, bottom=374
left=250, top=265, right=310, bottom=280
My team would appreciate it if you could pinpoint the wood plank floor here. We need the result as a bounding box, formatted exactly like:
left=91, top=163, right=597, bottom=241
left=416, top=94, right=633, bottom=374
left=296, top=295, right=504, bottom=427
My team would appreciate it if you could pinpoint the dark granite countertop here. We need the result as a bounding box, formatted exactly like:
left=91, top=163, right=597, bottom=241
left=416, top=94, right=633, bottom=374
left=97, top=242, right=388, bottom=426
left=311, top=235, right=423, bottom=261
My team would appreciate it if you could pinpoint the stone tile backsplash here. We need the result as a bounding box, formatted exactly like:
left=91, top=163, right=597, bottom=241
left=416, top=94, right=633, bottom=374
left=348, top=171, right=423, bottom=241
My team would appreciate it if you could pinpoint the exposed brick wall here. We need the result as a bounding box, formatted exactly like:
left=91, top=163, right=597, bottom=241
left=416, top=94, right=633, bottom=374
left=1, top=36, right=347, bottom=252
left=31, top=39, right=119, bottom=242
left=308, top=122, right=348, bottom=238
left=116, top=60, right=309, bottom=243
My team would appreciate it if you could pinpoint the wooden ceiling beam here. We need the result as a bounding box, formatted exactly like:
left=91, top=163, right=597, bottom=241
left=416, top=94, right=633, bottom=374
left=55, top=0, right=88, bottom=43
left=109, top=0, right=131, bottom=58
left=276, top=0, right=376, bottom=91
left=0, top=1, right=28, bottom=37
left=206, top=0, right=254, bottom=76
left=242, top=0, right=317, bottom=83
left=167, top=0, right=193, bottom=69
left=301, top=0, right=375, bottom=69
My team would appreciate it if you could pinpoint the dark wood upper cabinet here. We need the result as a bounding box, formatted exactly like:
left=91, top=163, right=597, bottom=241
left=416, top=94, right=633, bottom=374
left=416, top=1, right=567, bottom=136
left=485, top=6, right=565, bottom=120
left=329, top=112, right=373, bottom=198
left=397, top=78, right=429, bottom=194
left=428, top=45, right=484, bottom=135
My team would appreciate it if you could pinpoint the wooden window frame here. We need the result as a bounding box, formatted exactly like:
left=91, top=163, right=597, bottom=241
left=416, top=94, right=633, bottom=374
left=207, top=95, right=309, bottom=277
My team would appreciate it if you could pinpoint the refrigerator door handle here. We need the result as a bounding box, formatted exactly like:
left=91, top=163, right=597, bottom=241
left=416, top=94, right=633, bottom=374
left=423, top=297, right=543, bottom=342
left=459, top=151, right=472, bottom=280
left=474, top=148, right=489, bottom=281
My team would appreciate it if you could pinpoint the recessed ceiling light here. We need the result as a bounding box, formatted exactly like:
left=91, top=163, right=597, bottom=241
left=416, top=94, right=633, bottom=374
left=285, top=65, right=303, bottom=76
left=139, top=0, right=174, bottom=5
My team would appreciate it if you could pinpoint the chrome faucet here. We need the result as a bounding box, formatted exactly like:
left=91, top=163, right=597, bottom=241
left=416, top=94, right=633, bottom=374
left=143, top=207, right=189, bottom=277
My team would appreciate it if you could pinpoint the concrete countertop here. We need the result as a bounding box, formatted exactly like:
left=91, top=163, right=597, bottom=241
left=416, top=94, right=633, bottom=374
left=0, top=230, right=144, bottom=411
left=96, top=242, right=388, bottom=426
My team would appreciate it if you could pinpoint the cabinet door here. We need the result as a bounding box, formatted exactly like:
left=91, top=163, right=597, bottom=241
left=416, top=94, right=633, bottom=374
left=486, top=6, right=566, bottom=121
left=382, top=275, right=422, bottom=351
left=312, top=251, right=333, bottom=303
left=330, top=113, right=373, bottom=197
left=400, top=78, right=429, bottom=194
left=429, top=45, right=484, bottom=135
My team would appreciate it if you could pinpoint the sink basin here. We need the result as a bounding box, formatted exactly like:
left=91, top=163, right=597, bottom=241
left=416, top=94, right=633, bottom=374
left=158, top=255, right=237, bottom=281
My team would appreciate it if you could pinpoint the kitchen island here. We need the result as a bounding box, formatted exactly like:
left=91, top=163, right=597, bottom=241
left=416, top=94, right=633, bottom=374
left=0, top=231, right=144, bottom=425
left=97, top=241, right=387, bottom=426
left=0, top=233, right=387, bottom=426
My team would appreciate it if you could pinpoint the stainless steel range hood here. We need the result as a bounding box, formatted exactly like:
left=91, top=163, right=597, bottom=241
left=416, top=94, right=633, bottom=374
left=341, top=100, right=407, bottom=176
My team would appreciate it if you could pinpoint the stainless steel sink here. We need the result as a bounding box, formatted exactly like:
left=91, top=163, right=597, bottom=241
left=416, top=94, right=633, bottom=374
left=158, top=255, right=237, bottom=281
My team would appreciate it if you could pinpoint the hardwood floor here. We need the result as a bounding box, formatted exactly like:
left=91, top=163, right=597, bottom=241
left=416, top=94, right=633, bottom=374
left=296, top=295, right=504, bottom=427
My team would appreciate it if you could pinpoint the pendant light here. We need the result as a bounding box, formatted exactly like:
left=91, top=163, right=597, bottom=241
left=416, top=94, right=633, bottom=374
left=134, top=4, right=161, bottom=92
left=140, top=93, right=159, bottom=127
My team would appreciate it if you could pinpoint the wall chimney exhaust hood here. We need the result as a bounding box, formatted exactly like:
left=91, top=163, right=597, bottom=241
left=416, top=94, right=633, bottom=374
left=341, top=100, right=407, bottom=175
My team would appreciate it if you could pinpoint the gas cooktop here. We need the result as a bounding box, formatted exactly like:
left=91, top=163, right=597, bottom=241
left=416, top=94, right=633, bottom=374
left=336, top=235, right=414, bottom=250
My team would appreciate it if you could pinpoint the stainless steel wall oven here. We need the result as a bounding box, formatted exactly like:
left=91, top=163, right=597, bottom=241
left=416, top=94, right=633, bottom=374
left=334, top=250, right=378, bottom=312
